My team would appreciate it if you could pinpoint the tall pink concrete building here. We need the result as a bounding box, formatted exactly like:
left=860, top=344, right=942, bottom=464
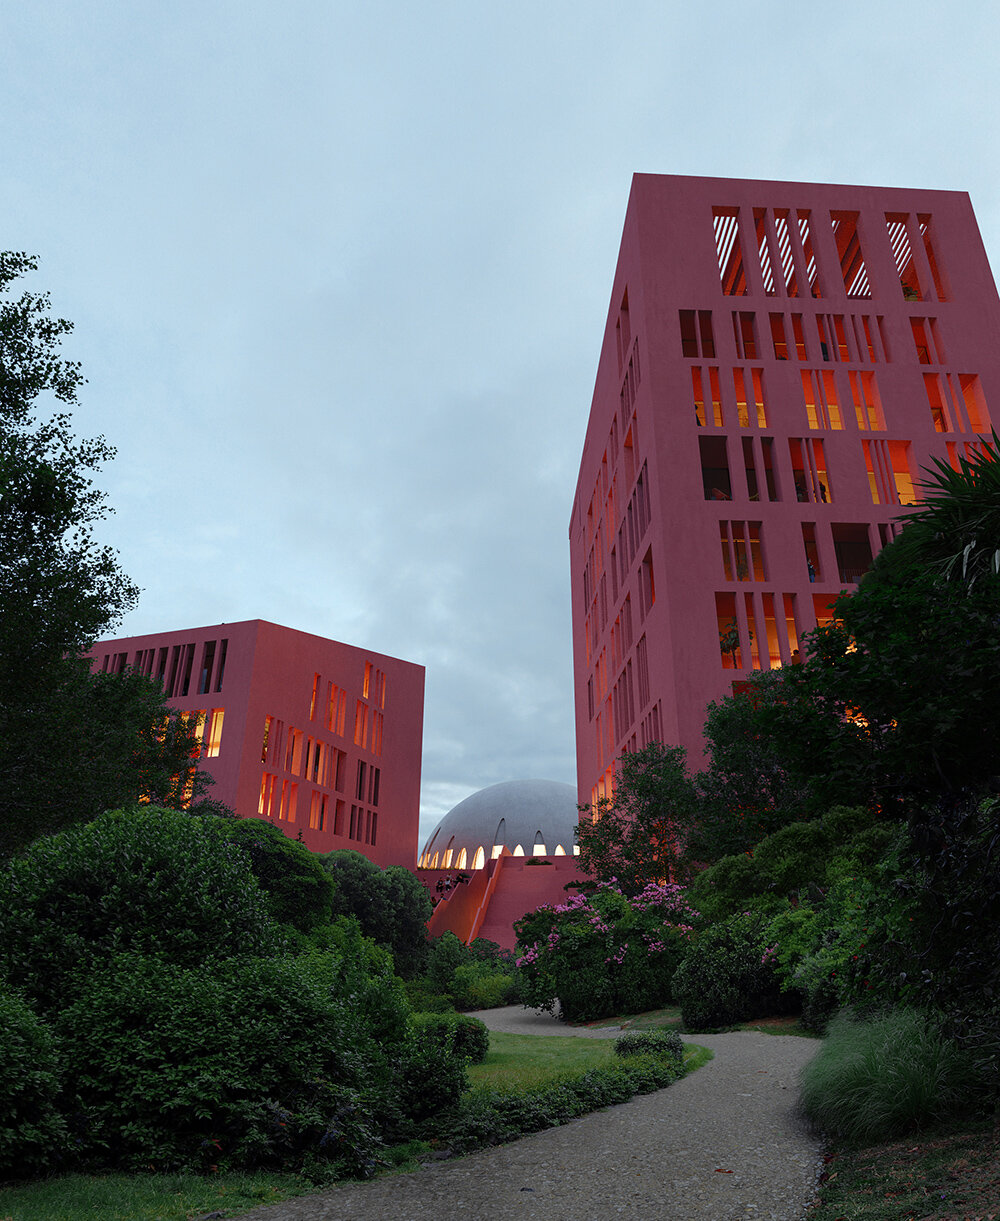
left=571, top=174, right=1000, bottom=807
left=86, top=620, right=424, bottom=868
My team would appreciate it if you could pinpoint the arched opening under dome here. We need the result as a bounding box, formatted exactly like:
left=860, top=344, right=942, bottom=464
left=532, top=831, right=547, bottom=856
left=472, top=845, right=486, bottom=870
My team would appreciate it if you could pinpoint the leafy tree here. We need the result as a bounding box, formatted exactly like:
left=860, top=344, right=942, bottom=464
left=0, top=254, right=214, bottom=855
left=575, top=742, right=700, bottom=892
left=320, top=849, right=432, bottom=977
left=869, top=434, right=1000, bottom=590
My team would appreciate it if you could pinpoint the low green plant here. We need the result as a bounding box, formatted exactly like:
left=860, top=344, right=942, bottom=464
left=613, top=1028, right=684, bottom=1065
left=800, top=1010, right=976, bottom=1143
left=409, top=1012, right=490, bottom=1064
left=450, top=963, right=517, bottom=1010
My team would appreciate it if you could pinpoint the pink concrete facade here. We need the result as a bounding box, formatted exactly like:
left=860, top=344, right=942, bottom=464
left=86, top=620, right=424, bottom=868
left=571, top=175, right=1000, bottom=806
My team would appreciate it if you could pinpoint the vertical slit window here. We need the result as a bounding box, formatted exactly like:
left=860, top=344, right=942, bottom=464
left=849, top=370, right=885, bottom=430
left=770, top=313, right=788, bottom=359
left=198, top=641, right=216, bottom=695
left=924, top=373, right=952, bottom=433
left=754, top=208, right=777, bottom=295
left=762, top=593, right=780, bottom=668
left=831, top=211, right=871, bottom=297
left=796, top=211, right=822, bottom=296
left=918, top=215, right=948, bottom=300
left=802, top=523, right=821, bottom=582
left=205, top=709, right=224, bottom=758
left=713, top=207, right=748, bottom=295
left=958, top=373, right=991, bottom=432
left=761, top=437, right=778, bottom=501
left=214, top=639, right=227, bottom=692
left=886, top=213, right=923, bottom=300
left=716, top=592, right=742, bottom=669
left=744, top=593, right=762, bottom=669
left=783, top=594, right=800, bottom=659
left=773, top=210, right=800, bottom=296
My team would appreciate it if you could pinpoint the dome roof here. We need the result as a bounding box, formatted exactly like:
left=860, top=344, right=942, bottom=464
left=419, top=779, right=580, bottom=870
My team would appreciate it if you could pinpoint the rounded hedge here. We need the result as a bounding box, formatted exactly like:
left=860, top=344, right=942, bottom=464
left=0, top=807, right=283, bottom=1014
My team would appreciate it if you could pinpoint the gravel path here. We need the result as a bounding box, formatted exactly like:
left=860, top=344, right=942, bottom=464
left=229, top=1006, right=824, bottom=1221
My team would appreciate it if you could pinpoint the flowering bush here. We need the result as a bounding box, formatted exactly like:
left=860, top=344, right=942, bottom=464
left=514, top=881, right=698, bottom=1022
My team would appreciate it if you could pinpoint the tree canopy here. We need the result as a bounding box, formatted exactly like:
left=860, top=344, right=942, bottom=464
left=575, top=742, right=701, bottom=892
left=0, top=254, right=214, bottom=855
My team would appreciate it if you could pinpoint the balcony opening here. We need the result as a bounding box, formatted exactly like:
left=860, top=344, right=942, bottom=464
left=796, top=211, right=822, bottom=297
left=713, top=207, right=748, bottom=295
left=832, top=523, right=874, bottom=585
left=700, top=435, right=732, bottom=500
left=802, top=523, right=821, bottom=582
left=831, top=211, right=871, bottom=297
left=886, top=213, right=923, bottom=300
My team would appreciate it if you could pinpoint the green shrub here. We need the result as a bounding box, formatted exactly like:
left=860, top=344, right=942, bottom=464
left=613, top=1028, right=684, bottom=1067
left=57, top=952, right=389, bottom=1177
left=437, top=1057, right=684, bottom=1154
left=220, top=818, right=335, bottom=936
left=0, top=807, right=282, bottom=1014
left=320, top=851, right=431, bottom=978
left=402, top=978, right=454, bottom=1013
left=672, top=911, right=788, bottom=1030
left=410, top=1012, right=490, bottom=1064
left=0, top=985, right=66, bottom=1179
left=800, top=1010, right=976, bottom=1142
left=389, top=1038, right=469, bottom=1139
left=451, top=963, right=517, bottom=1010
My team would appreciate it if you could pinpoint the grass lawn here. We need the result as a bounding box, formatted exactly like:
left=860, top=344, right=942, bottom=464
left=467, top=1029, right=712, bottom=1093
left=0, top=1169, right=309, bottom=1221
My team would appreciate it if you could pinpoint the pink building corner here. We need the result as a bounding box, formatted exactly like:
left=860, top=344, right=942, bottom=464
left=85, top=619, right=424, bottom=868
left=571, top=174, right=1000, bottom=805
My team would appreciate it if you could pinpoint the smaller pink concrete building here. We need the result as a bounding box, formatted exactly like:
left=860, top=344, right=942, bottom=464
left=86, top=620, right=424, bottom=868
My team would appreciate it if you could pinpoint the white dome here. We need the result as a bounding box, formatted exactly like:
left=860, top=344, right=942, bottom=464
left=419, top=779, right=581, bottom=870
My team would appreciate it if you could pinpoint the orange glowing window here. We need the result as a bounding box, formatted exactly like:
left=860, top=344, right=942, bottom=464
left=205, top=708, right=224, bottom=758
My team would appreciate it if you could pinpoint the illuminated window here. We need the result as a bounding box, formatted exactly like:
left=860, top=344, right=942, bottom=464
left=789, top=438, right=831, bottom=504
left=455, top=848, right=468, bottom=869
left=472, top=846, right=486, bottom=870
left=533, top=833, right=547, bottom=856
left=849, top=371, right=885, bottom=430
left=205, top=708, right=224, bottom=758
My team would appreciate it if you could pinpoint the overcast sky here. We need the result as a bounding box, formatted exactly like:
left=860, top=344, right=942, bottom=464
left=3, top=1, right=998, bottom=846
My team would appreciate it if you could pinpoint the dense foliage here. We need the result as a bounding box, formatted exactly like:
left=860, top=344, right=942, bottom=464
left=320, top=849, right=432, bottom=977
left=0, top=808, right=472, bottom=1182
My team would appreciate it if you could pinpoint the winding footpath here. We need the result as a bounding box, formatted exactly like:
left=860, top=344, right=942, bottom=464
left=230, top=1006, right=824, bottom=1221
